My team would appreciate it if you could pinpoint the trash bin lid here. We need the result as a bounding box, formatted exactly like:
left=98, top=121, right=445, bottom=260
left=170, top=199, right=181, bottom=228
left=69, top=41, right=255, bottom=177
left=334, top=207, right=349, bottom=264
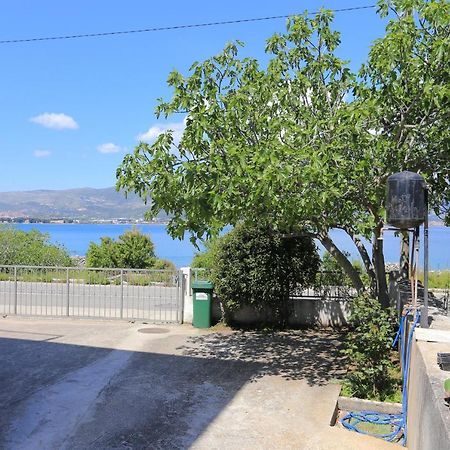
left=192, top=280, right=214, bottom=290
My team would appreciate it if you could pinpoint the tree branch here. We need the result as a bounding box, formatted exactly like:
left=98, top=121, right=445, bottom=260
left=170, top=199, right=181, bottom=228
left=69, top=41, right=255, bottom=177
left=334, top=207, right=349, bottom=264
left=318, top=231, right=365, bottom=293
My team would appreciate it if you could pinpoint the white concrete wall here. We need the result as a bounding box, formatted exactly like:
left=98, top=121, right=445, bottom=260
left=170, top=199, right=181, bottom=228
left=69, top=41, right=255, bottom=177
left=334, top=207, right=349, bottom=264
left=211, top=297, right=350, bottom=327
left=407, top=337, right=450, bottom=450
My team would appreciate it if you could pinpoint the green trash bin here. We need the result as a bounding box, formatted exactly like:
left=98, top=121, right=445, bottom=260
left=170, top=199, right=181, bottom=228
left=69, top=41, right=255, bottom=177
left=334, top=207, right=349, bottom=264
left=192, top=280, right=214, bottom=328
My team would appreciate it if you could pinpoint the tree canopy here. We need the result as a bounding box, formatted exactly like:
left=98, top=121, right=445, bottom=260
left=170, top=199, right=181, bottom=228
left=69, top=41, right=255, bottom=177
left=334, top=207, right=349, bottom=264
left=0, top=227, right=72, bottom=266
left=117, top=0, right=449, bottom=306
left=86, top=229, right=156, bottom=269
left=209, top=223, right=320, bottom=326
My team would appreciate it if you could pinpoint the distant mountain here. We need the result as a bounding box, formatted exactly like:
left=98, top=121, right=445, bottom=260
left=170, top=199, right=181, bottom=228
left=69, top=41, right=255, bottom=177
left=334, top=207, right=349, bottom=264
left=0, top=187, right=164, bottom=220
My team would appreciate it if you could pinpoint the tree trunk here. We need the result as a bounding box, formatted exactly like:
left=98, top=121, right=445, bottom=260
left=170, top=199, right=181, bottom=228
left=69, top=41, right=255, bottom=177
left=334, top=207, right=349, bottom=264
left=318, top=232, right=365, bottom=293
left=372, top=224, right=390, bottom=308
left=343, top=227, right=377, bottom=295
left=399, top=231, right=410, bottom=281
left=279, top=290, right=290, bottom=329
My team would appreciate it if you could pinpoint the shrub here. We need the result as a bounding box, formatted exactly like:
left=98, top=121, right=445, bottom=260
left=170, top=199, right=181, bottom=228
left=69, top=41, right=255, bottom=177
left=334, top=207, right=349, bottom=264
left=320, top=251, right=369, bottom=288
left=210, top=224, right=320, bottom=327
left=342, top=293, right=398, bottom=400
left=0, top=227, right=72, bottom=266
left=86, top=237, right=121, bottom=268
left=152, top=258, right=176, bottom=271
left=86, top=228, right=157, bottom=269
left=320, top=251, right=351, bottom=287
left=119, top=228, right=156, bottom=268
left=191, top=238, right=220, bottom=270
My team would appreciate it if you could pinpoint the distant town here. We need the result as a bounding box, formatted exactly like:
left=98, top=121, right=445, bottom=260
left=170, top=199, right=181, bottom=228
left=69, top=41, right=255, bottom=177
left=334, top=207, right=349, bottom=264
left=0, top=187, right=170, bottom=224
left=0, top=217, right=168, bottom=225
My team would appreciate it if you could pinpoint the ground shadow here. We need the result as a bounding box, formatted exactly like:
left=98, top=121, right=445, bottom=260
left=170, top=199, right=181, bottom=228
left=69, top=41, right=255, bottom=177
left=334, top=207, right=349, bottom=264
left=0, top=335, right=260, bottom=450
left=211, top=296, right=351, bottom=329
left=179, top=329, right=347, bottom=386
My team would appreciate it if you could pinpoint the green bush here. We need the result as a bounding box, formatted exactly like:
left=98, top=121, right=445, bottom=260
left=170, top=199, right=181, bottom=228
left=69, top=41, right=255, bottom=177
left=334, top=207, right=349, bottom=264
left=86, top=237, right=120, bottom=268
left=152, top=258, right=176, bottom=271
left=86, top=228, right=156, bottom=269
left=320, top=251, right=370, bottom=288
left=0, top=227, right=72, bottom=266
left=191, top=238, right=220, bottom=270
left=419, top=270, right=450, bottom=289
left=210, top=224, right=320, bottom=327
left=342, top=293, right=398, bottom=400
left=320, top=251, right=351, bottom=287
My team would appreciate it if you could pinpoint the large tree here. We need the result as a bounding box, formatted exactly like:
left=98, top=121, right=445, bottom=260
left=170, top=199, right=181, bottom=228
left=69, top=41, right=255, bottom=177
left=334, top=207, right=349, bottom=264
left=117, top=0, right=449, bottom=307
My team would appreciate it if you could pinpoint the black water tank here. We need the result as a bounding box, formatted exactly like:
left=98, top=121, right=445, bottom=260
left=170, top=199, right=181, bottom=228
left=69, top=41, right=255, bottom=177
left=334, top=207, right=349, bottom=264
left=386, top=171, right=426, bottom=229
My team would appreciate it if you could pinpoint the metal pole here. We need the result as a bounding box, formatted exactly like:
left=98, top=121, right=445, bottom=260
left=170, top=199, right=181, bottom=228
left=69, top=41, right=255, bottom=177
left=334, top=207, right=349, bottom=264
left=120, top=269, right=124, bottom=319
left=409, top=230, right=415, bottom=305
left=414, top=227, right=420, bottom=310
left=421, top=189, right=429, bottom=328
left=66, top=268, right=70, bottom=316
left=410, top=228, right=419, bottom=310
left=14, top=266, right=17, bottom=314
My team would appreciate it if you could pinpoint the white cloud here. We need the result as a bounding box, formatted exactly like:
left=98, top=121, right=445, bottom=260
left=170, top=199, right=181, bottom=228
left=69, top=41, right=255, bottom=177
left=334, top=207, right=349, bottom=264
left=30, top=113, right=79, bottom=130
left=33, top=150, right=51, bottom=158
left=137, top=119, right=186, bottom=144
left=97, top=142, right=123, bottom=154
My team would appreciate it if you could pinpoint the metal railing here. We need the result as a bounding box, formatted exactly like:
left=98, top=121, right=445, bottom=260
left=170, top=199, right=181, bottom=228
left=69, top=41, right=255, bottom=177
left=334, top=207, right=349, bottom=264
left=291, top=270, right=356, bottom=301
left=291, top=284, right=356, bottom=302
left=191, top=268, right=355, bottom=301
left=0, top=265, right=183, bottom=323
left=192, top=267, right=210, bottom=282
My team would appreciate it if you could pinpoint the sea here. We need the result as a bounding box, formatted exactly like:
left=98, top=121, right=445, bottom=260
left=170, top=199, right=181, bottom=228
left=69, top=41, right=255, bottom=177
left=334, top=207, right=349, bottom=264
left=11, top=223, right=450, bottom=269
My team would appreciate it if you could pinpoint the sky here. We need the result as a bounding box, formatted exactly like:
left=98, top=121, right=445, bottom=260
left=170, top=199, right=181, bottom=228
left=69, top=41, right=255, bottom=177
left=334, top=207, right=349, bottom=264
left=0, top=1, right=388, bottom=192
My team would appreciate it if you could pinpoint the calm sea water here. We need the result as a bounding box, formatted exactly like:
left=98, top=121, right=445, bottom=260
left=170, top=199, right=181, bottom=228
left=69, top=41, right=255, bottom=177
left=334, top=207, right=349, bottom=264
left=13, top=223, right=450, bottom=269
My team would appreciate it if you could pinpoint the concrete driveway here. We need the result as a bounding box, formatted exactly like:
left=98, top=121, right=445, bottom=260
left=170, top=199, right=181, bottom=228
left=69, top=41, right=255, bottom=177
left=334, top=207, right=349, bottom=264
left=0, top=317, right=395, bottom=449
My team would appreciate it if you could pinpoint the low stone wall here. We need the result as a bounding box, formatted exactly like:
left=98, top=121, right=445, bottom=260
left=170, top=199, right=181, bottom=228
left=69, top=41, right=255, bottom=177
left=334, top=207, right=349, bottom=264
left=337, top=396, right=402, bottom=414
left=211, top=297, right=351, bottom=328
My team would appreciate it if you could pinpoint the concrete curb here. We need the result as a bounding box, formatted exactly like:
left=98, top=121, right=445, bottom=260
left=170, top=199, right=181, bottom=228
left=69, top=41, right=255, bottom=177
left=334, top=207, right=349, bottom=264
left=337, top=396, right=402, bottom=414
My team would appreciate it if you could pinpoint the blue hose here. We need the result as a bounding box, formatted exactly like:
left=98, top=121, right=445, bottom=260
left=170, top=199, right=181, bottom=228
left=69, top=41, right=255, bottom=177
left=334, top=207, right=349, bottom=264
left=340, top=410, right=403, bottom=442
left=340, top=309, right=421, bottom=445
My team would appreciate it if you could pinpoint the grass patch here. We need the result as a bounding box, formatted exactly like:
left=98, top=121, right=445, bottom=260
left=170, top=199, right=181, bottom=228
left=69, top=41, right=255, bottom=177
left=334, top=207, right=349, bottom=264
left=345, top=417, right=393, bottom=436
left=341, top=355, right=403, bottom=403
left=125, top=272, right=174, bottom=286
left=419, top=270, right=450, bottom=289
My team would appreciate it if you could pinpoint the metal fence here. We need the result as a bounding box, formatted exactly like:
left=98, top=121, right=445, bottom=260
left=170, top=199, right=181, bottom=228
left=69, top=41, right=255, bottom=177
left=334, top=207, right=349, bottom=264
left=192, top=267, right=210, bottom=282
left=0, top=265, right=183, bottom=323
left=291, top=271, right=356, bottom=301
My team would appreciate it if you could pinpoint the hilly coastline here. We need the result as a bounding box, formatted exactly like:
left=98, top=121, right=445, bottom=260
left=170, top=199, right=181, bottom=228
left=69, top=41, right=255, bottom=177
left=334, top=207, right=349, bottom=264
left=0, top=187, right=164, bottom=221
left=0, top=186, right=445, bottom=225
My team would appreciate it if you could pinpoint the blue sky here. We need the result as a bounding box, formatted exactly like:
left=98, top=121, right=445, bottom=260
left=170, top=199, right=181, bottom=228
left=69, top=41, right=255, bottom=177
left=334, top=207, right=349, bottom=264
left=0, top=1, right=387, bottom=192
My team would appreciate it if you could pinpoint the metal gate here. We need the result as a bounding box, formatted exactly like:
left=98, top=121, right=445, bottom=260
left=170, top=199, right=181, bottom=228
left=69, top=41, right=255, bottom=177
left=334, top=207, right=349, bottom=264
left=0, top=265, right=184, bottom=323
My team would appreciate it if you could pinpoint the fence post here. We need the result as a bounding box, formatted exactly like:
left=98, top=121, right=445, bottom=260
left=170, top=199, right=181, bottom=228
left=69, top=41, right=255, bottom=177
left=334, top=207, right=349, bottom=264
left=66, top=268, right=70, bottom=316
left=14, top=266, right=18, bottom=315
left=176, top=270, right=181, bottom=323
left=180, top=267, right=192, bottom=324
left=120, top=269, right=124, bottom=319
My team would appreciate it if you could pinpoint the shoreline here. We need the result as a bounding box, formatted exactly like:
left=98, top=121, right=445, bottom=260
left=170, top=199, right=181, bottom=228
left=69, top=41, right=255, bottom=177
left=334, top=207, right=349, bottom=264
left=2, top=220, right=170, bottom=226
left=4, top=220, right=447, bottom=227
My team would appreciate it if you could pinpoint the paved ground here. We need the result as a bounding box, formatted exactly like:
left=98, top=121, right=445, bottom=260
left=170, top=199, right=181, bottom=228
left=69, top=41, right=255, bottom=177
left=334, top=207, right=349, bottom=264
left=0, top=317, right=398, bottom=449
